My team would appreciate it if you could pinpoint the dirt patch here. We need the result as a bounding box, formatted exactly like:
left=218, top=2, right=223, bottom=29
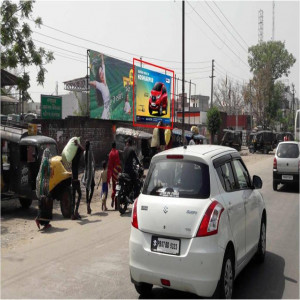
left=1, top=169, right=112, bottom=251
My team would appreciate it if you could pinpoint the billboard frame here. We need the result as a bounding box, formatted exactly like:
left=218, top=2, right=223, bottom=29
left=132, top=58, right=174, bottom=130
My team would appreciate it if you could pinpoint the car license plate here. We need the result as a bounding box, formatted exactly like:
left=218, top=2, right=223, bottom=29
left=282, top=175, right=293, bottom=180
left=151, top=103, right=156, bottom=107
left=151, top=236, right=180, bottom=255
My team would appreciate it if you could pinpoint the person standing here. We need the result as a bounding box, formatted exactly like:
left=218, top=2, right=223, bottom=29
left=71, top=138, right=84, bottom=220
left=158, top=121, right=165, bottom=151
left=107, top=141, right=122, bottom=210
left=35, top=148, right=53, bottom=230
left=97, top=161, right=108, bottom=211
left=81, top=141, right=95, bottom=214
left=123, top=138, right=142, bottom=197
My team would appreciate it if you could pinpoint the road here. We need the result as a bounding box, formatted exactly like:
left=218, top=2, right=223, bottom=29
left=1, top=153, right=299, bottom=299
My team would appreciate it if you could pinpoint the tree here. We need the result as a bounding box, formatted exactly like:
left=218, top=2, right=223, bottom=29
left=214, top=78, right=245, bottom=115
left=247, top=41, right=296, bottom=127
left=1, top=0, right=55, bottom=101
left=207, top=106, right=221, bottom=144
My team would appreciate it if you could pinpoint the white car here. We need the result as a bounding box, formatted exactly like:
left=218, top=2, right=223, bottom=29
left=129, top=145, right=266, bottom=298
left=273, top=141, right=300, bottom=191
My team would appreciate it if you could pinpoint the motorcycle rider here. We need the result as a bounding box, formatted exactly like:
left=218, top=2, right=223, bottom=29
left=123, top=138, right=142, bottom=197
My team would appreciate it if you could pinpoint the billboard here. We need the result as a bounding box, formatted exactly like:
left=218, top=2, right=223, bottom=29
left=135, top=66, right=171, bottom=124
left=89, top=50, right=133, bottom=120
left=41, top=95, right=62, bottom=119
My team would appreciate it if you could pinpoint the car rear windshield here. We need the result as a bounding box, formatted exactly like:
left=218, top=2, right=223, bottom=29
left=143, top=160, right=210, bottom=198
left=152, top=83, right=163, bottom=91
left=277, top=143, right=299, bottom=158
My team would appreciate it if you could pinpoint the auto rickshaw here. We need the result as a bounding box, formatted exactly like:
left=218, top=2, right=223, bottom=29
left=115, top=127, right=153, bottom=168
left=1, top=124, right=72, bottom=217
left=248, top=130, right=276, bottom=154
left=172, top=128, right=208, bottom=146
left=220, top=129, right=242, bottom=151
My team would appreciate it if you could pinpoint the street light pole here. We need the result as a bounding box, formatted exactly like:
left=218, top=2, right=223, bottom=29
left=182, top=0, right=185, bottom=145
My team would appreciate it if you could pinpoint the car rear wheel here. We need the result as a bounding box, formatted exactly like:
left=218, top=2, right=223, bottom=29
left=273, top=181, right=278, bottom=191
left=149, top=107, right=153, bottom=115
left=134, top=282, right=153, bottom=296
left=256, top=219, right=266, bottom=263
left=19, top=198, right=32, bottom=209
left=219, top=249, right=234, bottom=299
left=263, top=148, right=268, bottom=154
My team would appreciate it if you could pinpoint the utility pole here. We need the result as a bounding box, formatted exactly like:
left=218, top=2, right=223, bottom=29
left=209, top=59, right=215, bottom=108
left=249, top=80, right=253, bottom=129
left=182, top=0, right=185, bottom=145
left=292, top=83, right=295, bottom=122
left=189, top=79, right=191, bottom=126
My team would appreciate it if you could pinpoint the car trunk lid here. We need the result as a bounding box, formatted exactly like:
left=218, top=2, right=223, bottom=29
left=137, top=194, right=210, bottom=238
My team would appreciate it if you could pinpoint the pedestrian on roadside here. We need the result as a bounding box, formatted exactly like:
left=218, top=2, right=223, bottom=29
left=158, top=121, right=165, bottom=151
left=107, top=141, right=122, bottom=210
left=35, top=148, right=53, bottom=230
left=97, top=161, right=108, bottom=211
left=71, top=138, right=84, bottom=220
left=81, top=140, right=95, bottom=214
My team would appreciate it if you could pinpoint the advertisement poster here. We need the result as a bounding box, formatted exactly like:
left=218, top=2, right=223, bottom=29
left=135, top=66, right=171, bottom=124
left=89, top=50, right=133, bottom=121
left=41, top=95, right=62, bottom=119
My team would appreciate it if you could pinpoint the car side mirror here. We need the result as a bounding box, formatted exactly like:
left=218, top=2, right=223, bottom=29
left=253, top=175, right=262, bottom=189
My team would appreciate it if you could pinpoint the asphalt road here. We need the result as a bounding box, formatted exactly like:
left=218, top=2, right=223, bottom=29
left=1, top=154, right=299, bottom=299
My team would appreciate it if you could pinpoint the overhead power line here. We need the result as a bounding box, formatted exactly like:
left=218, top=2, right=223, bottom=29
left=204, top=1, right=248, bottom=53
left=36, top=22, right=210, bottom=65
left=187, top=1, right=249, bottom=68
left=212, top=1, right=249, bottom=49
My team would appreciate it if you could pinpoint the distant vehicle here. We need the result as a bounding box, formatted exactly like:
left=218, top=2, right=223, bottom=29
left=0, top=114, right=8, bottom=124
left=1, top=124, right=72, bottom=216
left=172, top=128, right=208, bottom=147
left=148, top=82, right=168, bottom=116
left=23, top=113, right=38, bottom=123
left=295, top=109, right=300, bottom=141
left=276, top=132, right=294, bottom=144
left=273, top=141, right=300, bottom=191
left=129, top=145, right=266, bottom=298
left=220, top=129, right=242, bottom=151
left=248, top=130, right=276, bottom=154
left=115, top=127, right=152, bottom=168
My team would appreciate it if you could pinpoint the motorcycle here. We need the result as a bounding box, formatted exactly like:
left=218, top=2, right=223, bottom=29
left=116, top=165, right=144, bottom=215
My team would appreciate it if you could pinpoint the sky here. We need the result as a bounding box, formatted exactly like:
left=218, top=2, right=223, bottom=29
left=26, top=0, right=299, bottom=103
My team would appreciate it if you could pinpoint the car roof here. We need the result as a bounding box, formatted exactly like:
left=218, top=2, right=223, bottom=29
left=154, top=145, right=238, bottom=161
left=278, top=141, right=300, bottom=146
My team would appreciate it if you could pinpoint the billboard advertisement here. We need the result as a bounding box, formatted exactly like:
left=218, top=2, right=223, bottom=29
left=89, top=50, right=133, bottom=121
left=41, top=95, right=62, bottom=119
left=135, top=66, right=172, bottom=124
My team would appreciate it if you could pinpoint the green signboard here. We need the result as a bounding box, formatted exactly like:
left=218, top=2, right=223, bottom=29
left=89, top=50, right=133, bottom=121
left=41, top=95, right=62, bottom=119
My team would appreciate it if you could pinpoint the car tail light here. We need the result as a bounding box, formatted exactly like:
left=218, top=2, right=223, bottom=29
left=273, top=157, right=277, bottom=170
left=167, top=155, right=183, bottom=159
left=131, top=198, right=138, bottom=229
left=161, top=279, right=170, bottom=286
left=196, top=200, right=224, bottom=237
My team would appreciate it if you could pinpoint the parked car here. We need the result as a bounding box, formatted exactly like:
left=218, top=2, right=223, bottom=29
left=148, top=82, right=168, bottom=116
left=273, top=141, right=300, bottom=191
left=129, top=145, right=266, bottom=298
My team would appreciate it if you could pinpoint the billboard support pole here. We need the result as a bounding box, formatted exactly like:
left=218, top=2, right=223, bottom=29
left=182, top=0, right=185, bottom=145
left=189, top=79, right=191, bottom=127
left=87, top=49, right=90, bottom=117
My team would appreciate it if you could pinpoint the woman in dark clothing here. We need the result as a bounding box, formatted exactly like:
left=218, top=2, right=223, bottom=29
left=82, top=141, right=95, bottom=214
left=35, top=148, right=52, bottom=230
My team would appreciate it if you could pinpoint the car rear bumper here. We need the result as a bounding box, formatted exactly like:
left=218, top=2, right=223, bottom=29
left=273, top=171, right=299, bottom=184
left=129, top=227, right=224, bottom=297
